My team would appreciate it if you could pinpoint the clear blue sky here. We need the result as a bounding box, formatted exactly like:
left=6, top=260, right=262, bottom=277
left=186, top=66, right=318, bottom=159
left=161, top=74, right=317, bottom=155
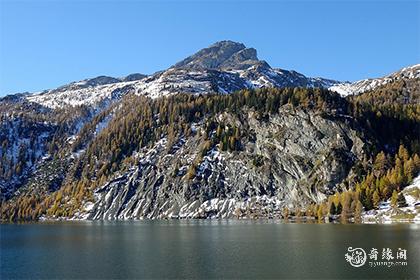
left=0, top=0, right=419, bottom=95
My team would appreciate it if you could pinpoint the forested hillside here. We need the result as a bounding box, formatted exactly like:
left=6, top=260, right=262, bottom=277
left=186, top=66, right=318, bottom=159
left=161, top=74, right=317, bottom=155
left=1, top=41, right=419, bottom=222
left=1, top=78, right=419, bottom=221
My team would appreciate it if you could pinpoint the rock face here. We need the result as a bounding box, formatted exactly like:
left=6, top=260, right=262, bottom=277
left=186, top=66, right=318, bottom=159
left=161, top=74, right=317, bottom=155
left=173, top=40, right=260, bottom=71
left=122, top=73, right=147, bottom=82
left=0, top=115, right=56, bottom=198
left=78, top=107, right=364, bottom=220
left=0, top=97, right=92, bottom=199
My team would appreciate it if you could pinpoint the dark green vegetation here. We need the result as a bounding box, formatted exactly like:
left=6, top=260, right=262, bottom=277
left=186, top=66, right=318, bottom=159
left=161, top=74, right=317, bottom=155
left=1, top=79, right=419, bottom=222
left=305, top=79, right=420, bottom=222
left=308, top=145, right=420, bottom=223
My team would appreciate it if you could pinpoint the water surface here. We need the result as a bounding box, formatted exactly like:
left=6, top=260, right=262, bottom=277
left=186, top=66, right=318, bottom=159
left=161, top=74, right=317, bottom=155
left=1, top=220, right=419, bottom=279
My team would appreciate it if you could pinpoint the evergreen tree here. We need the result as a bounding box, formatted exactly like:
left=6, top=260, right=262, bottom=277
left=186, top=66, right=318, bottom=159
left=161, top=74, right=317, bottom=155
left=317, top=204, right=324, bottom=223
left=372, top=190, right=380, bottom=209
left=397, top=193, right=408, bottom=207
left=373, top=151, right=388, bottom=176
left=336, top=202, right=342, bottom=215
left=398, top=145, right=410, bottom=162
left=354, top=200, right=363, bottom=223
left=329, top=202, right=336, bottom=215
left=391, top=190, right=399, bottom=208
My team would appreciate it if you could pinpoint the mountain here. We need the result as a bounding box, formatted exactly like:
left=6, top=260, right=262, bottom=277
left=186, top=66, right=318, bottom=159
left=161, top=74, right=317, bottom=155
left=11, top=41, right=418, bottom=109
left=7, top=41, right=418, bottom=110
left=172, top=40, right=257, bottom=70
left=171, top=40, right=339, bottom=89
left=122, top=73, right=147, bottom=82
left=10, top=40, right=341, bottom=108
left=1, top=41, right=419, bottom=222
left=329, top=64, right=420, bottom=96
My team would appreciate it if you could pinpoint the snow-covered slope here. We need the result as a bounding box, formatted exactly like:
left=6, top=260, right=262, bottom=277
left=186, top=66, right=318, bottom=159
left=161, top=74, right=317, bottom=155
left=329, top=64, right=420, bottom=96
left=363, top=174, right=420, bottom=223
left=11, top=41, right=419, bottom=108
left=26, top=80, right=142, bottom=108
left=17, top=41, right=343, bottom=108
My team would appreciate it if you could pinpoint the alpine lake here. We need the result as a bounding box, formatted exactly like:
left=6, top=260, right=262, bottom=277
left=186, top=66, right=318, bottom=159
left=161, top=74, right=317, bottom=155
left=1, top=220, right=419, bottom=279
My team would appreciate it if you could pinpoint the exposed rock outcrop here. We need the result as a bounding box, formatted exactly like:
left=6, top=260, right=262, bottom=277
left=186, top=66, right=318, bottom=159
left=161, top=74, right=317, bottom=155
left=77, top=107, right=365, bottom=220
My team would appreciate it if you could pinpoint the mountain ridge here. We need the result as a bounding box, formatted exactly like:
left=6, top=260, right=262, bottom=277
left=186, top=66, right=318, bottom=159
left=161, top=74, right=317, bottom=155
left=3, top=41, right=341, bottom=108
left=1, top=41, right=419, bottom=222
left=330, top=64, right=420, bottom=96
left=4, top=41, right=418, bottom=109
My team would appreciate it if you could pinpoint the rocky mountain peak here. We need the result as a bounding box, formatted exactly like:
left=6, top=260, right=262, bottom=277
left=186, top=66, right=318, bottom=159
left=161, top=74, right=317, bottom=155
left=84, top=76, right=121, bottom=87
left=172, top=40, right=261, bottom=70
left=209, top=40, right=246, bottom=51
left=14, top=40, right=419, bottom=109
left=122, top=73, right=147, bottom=82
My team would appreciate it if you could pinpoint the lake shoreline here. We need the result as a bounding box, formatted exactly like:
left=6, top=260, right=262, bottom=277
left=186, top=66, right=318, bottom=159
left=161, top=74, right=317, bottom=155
left=4, top=215, right=416, bottom=224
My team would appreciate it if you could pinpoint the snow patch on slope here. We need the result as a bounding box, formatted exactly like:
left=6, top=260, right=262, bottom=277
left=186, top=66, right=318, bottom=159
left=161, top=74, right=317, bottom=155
left=329, top=64, right=420, bottom=96
left=363, top=174, right=420, bottom=223
left=26, top=81, right=142, bottom=109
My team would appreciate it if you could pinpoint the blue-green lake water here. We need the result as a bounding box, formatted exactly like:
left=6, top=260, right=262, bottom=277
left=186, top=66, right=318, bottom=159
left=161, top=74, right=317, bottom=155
left=1, top=220, right=419, bottom=279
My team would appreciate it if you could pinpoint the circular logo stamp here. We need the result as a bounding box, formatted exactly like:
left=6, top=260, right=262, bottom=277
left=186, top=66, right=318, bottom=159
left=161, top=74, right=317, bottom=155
left=345, top=247, right=367, bottom=267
